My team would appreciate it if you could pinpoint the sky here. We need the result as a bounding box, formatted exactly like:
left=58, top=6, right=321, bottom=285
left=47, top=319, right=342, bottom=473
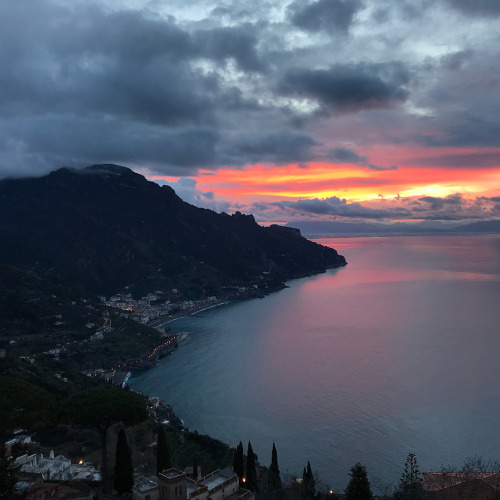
left=1, top=0, right=500, bottom=224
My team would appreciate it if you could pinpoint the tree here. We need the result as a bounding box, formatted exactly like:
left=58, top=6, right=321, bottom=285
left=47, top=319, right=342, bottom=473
left=396, top=453, right=423, bottom=500
left=246, top=441, right=257, bottom=491
left=0, top=377, right=58, bottom=499
left=0, top=377, right=57, bottom=437
left=157, top=426, right=172, bottom=475
left=0, top=448, right=16, bottom=500
left=193, top=456, right=199, bottom=480
left=345, top=462, right=373, bottom=500
left=302, top=461, right=315, bottom=499
left=62, top=388, right=147, bottom=493
left=233, top=441, right=244, bottom=487
left=114, top=428, right=134, bottom=495
left=268, top=442, right=282, bottom=494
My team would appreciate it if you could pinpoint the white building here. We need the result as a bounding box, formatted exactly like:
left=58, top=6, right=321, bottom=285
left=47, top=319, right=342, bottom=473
left=14, top=452, right=100, bottom=482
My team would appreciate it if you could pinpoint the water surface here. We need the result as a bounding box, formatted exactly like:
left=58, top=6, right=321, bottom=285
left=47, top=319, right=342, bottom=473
left=129, top=235, right=500, bottom=491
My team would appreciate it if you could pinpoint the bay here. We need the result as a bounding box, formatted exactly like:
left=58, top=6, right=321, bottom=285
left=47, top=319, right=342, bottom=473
left=129, top=235, right=500, bottom=492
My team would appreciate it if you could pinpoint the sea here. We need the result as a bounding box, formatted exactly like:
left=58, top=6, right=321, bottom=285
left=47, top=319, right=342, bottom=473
left=129, top=235, right=500, bottom=493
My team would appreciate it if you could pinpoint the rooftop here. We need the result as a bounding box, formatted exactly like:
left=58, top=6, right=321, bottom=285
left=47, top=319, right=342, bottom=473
left=134, top=476, right=158, bottom=493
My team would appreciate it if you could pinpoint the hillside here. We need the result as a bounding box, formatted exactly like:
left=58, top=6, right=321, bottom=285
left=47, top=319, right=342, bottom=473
left=0, top=164, right=346, bottom=296
left=0, top=265, right=166, bottom=371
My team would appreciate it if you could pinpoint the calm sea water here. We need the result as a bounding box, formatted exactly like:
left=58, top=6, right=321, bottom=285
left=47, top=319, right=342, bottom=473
left=129, top=235, right=500, bottom=492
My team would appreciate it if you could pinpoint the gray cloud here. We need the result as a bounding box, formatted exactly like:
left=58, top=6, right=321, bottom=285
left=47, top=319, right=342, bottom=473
left=252, top=196, right=409, bottom=219
left=153, top=177, right=231, bottom=212
left=329, top=147, right=397, bottom=171
left=194, top=25, right=266, bottom=72
left=445, top=0, right=500, bottom=16
left=278, top=62, right=410, bottom=113
left=222, top=131, right=319, bottom=165
left=289, top=0, right=364, bottom=34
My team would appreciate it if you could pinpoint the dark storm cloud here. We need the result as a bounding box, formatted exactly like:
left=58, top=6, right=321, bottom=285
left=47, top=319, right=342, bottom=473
left=0, top=1, right=279, bottom=177
left=194, top=25, right=266, bottom=72
left=329, top=147, right=397, bottom=171
left=278, top=62, right=410, bottom=113
left=445, top=0, right=500, bottom=16
left=289, top=0, right=364, bottom=34
left=0, top=115, right=219, bottom=177
left=0, top=4, right=218, bottom=127
left=222, top=132, right=319, bottom=165
left=255, top=196, right=410, bottom=219
left=418, top=194, right=463, bottom=210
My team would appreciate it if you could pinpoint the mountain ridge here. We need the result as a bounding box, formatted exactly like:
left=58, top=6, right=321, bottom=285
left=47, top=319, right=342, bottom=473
left=0, top=164, right=346, bottom=296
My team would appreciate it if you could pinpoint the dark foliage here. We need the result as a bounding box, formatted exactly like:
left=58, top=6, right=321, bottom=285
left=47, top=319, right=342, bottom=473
left=61, top=387, right=147, bottom=493
left=396, top=453, right=423, bottom=500
left=233, top=441, right=244, bottom=487
left=246, top=441, right=257, bottom=491
left=345, top=462, right=373, bottom=500
left=0, top=265, right=165, bottom=371
left=268, top=442, right=283, bottom=497
left=157, top=426, right=172, bottom=475
left=193, top=456, right=198, bottom=479
left=302, top=461, right=315, bottom=499
left=0, top=448, right=15, bottom=500
left=114, top=428, right=134, bottom=495
left=0, top=376, right=57, bottom=436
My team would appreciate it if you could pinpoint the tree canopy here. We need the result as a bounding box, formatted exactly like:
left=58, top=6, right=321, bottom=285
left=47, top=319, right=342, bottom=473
left=0, top=376, right=57, bottom=436
left=345, top=462, right=373, bottom=500
left=61, top=387, right=147, bottom=430
left=61, top=387, right=147, bottom=493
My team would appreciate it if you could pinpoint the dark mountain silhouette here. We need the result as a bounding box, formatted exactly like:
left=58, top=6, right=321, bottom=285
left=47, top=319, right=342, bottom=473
left=0, top=164, right=346, bottom=296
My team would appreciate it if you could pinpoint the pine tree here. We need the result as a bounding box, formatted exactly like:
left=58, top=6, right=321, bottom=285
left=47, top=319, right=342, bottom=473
left=345, top=462, right=373, bottom=500
left=157, top=426, right=172, bottom=475
left=233, top=441, right=245, bottom=487
left=113, top=428, right=134, bottom=496
left=268, top=442, right=282, bottom=493
left=246, top=441, right=257, bottom=491
left=396, top=453, right=423, bottom=500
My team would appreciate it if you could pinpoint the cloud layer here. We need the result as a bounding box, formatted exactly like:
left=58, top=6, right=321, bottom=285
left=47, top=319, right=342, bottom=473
left=1, top=0, right=500, bottom=222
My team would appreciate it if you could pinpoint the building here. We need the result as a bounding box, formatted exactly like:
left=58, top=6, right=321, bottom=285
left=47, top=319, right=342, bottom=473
left=136, top=467, right=254, bottom=500
left=14, top=452, right=100, bottom=482
left=133, top=476, right=160, bottom=500
left=424, top=471, right=500, bottom=499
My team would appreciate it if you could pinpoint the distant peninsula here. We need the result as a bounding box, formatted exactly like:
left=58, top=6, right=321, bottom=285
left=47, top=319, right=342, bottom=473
left=0, top=164, right=346, bottom=298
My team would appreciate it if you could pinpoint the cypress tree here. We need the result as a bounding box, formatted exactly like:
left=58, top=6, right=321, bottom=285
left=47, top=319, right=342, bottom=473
left=268, top=442, right=282, bottom=491
left=113, top=428, right=134, bottom=496
left=193, top=456, right=198, bottom=480
left=302, top=461, right=315, bottom=499
left=345, top=462, right=373, bottom=500
left=157, top=426, right=172, bottom=475
left=246, top=441, right=257, bottom=491
left=233, top=441, right=245, bottom=487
